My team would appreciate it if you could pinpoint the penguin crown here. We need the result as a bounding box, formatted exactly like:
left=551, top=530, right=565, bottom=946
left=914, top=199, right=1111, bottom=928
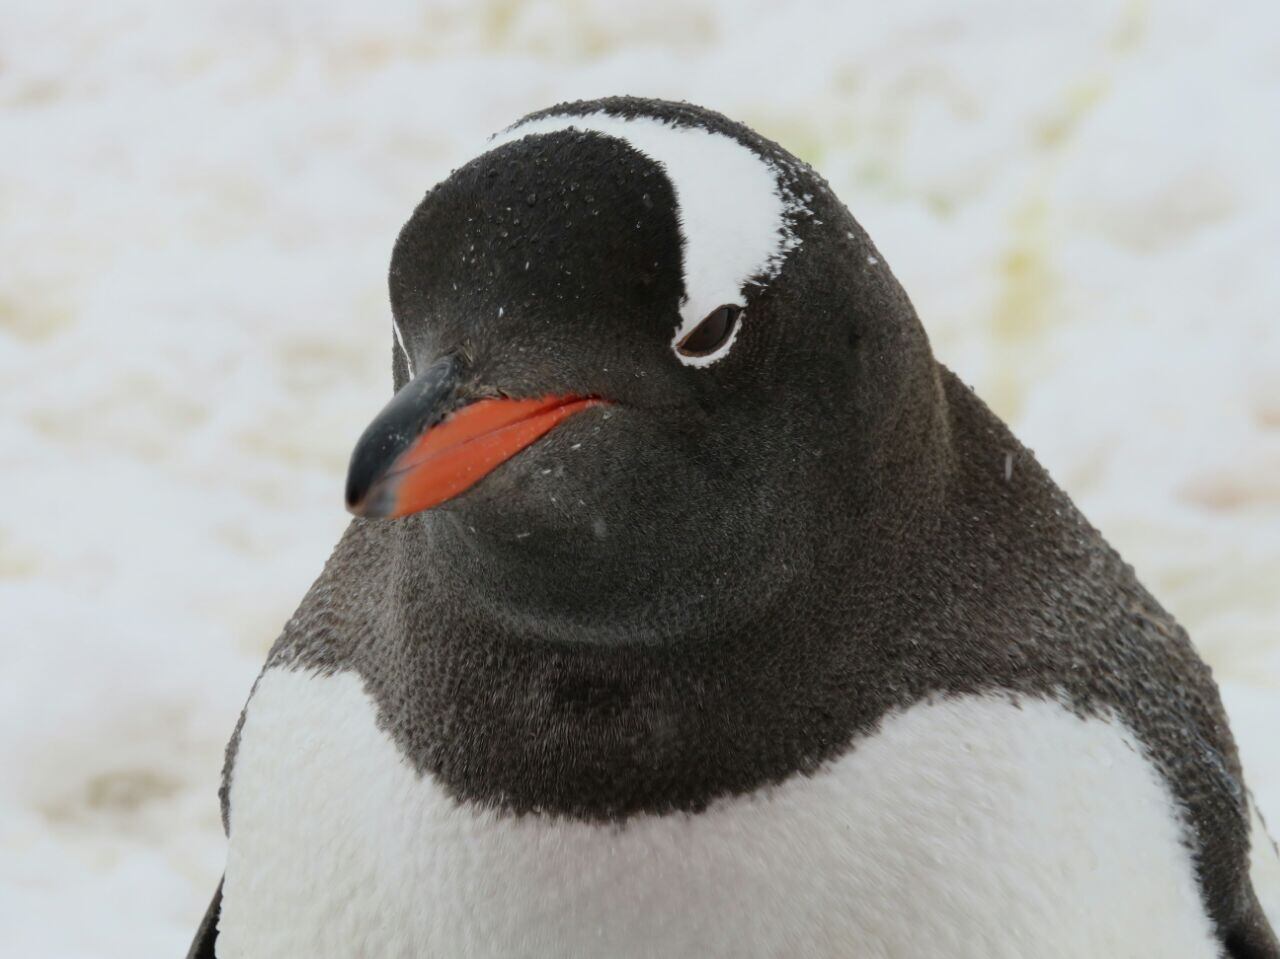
left=477, top=105, right=809, bottom=368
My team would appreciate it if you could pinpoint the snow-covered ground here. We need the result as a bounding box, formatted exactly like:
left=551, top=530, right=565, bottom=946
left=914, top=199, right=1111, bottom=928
left=2, top=1, right=1278, bottom=954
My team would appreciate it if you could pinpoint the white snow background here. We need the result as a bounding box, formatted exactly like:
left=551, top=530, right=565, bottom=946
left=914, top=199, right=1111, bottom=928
left=2, top=1, right=1278, bottom=955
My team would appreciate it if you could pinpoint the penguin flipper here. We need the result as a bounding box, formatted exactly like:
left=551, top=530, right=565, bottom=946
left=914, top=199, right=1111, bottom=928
left=185, top=878, right=222, bottom=959
left=1223, top=896, right=1280, bottom=959
left=1228, top=799, right=1280, bottom=958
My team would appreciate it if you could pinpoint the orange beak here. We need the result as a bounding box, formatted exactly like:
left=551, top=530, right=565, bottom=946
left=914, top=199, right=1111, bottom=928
left=349, top=395, right=600, bottom=519
left=345, top=357, right=601, bottom=519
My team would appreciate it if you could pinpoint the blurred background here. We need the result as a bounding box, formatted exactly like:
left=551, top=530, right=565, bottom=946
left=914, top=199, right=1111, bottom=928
left=2, top=1, right=1278, bottom=954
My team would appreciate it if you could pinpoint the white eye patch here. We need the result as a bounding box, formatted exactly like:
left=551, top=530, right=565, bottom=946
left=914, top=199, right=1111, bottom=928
left=488, top=112, right=803, bottom=367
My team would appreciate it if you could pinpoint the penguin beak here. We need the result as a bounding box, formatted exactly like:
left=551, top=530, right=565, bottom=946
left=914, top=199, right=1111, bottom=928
left=345, top=355, right=602, bottom=519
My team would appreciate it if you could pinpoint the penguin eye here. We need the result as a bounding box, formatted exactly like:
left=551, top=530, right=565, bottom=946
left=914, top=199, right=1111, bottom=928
left=675, top=305, right=741, bottom=359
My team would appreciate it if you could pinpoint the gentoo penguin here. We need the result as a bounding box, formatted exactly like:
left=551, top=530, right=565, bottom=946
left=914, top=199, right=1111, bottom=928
left=188, top=97, right=1279, bottom=959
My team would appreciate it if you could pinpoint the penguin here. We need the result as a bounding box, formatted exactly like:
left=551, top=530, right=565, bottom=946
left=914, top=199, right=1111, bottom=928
left=187, top=97, right=1279, bottom=959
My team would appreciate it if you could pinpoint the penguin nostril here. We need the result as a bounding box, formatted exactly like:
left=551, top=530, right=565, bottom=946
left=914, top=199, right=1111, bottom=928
left=676, top=304, right=741, bottom=358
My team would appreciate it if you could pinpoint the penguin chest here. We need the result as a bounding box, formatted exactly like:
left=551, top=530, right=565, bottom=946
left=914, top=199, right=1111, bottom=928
left=218, top=668, right=1218, bottom=959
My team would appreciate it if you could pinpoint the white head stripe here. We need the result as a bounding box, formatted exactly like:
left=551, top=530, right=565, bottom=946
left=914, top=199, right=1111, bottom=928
left=488, top=112, right=802, bottom=366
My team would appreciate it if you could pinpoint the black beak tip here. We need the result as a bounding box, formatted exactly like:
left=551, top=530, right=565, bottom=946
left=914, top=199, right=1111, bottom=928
left=343, top=353, right=461, bottom=520
left=344, top=436, right=395, bottom=517
left=345, top=485, right=395, bottom=520
left=345, top=457, right=397, bottom=519
left=344, top=470, right=368, bottom=514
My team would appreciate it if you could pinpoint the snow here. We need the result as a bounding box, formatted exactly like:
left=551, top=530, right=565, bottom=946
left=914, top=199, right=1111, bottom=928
left=1, top=1, right=1277, bottom=954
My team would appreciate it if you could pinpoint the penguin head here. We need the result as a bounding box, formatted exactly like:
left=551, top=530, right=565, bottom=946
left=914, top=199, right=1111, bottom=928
left=345, top=97, right=944, bottom=638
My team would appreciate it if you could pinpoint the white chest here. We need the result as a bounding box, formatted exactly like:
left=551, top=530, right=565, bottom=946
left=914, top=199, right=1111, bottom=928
left=217, top=668, right=1217, bottom=959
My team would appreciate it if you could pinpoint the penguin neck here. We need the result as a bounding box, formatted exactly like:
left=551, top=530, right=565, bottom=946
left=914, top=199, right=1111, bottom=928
left=289, top=369, right=959, bottom=820
left=373, top=540, right=933, bottom=821
left=396, top=512, right=814, bottom=647
left=392, top=356, right=959, bottom=648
